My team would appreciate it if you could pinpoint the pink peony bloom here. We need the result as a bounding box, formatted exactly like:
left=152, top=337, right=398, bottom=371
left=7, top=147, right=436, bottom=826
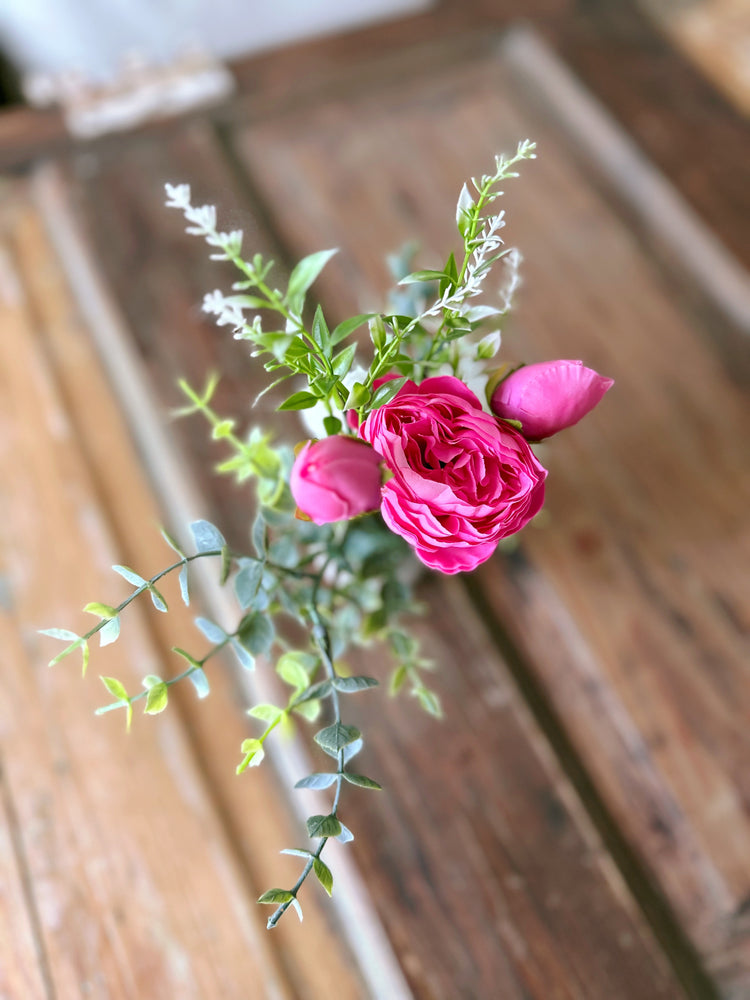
left=290, top=436, right=383, bottom=525
left=490, top=359, right=613, bottom=441
left=361, top=376, right=547, bottom=574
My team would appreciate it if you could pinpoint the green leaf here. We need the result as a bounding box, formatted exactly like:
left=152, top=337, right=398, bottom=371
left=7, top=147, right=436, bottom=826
left=389, top=664, right=408, bottom=695
left=417, top=687, right=442, bottom=718
left=331, top=313, right=374, bottom=346
left=342, top=773, right=382, bottom=790
left=234, top=560, right=263, bottom=609
left=220, top=546, right=232, bottom=585
left=398, top=269, right=446, bottom=285
left=190, top=519, right=226, bottom=553
left=456, top=182, right=475, bottom=237
left=276, top=651, right=312, bottom=691
left=343, top=382, right=370, bottom=410
left=313, top=858, right=334, bottom=896
left=111, top=565, right=147, bottom=587
left=323, top=415, right=342, bottom=435
left=100, top=675, right=129, bottom=702
left=195, top=617, right=226, bottom=644
left=280, top=848, right=312, bottom=859
left=331, top=342, right=357, bottom=378
left=277, top=390, right=320, bottom=411
left=142, top=674, right=162, bottom=689
left=160, top=527, right=185, bottom=558
left=293, top=699, right=321, bottom=722
left=370, top=377, right=407, bottom=409
left=99, top=616, right=120, bottom=647
left=258, top=888, right=294, bottom=905
left=286, top=248, right=338, bottom=313
left=332, top=675, right=378, bottom=693
left=295, top=772, right=338, bottom=790
left=311, top=304, right=330, bottom=352
left=230, top=639, right=255, bottom=671
left=251, top=514, right=266, bottom=558
left=314, top=722, right=361, bottom=757
left=248, top=703, right=282, bottom=723
left=237, top=612, right=274, bottom=656
left=83, top=601, right=118, bottom=619
left=368, top=315, right=387, bottom=351
left=237, top=738, right=265, bottom=773
left=148, top=585, right=168, bottom=613
left=144, top=682, right=169, bottom=715
left=178, top=563, right=190, bottom=607
left=306, top=814, right=342, bottom=838
left=296, top=679, right=332, bottom=703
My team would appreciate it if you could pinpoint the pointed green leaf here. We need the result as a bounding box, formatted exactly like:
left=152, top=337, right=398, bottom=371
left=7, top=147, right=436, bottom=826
left=160, top=527, right=185, bottom=558
left=257, top=888, right=294, bottom=905
left=294, top=772, right=338, bottom=790
left=330, top=313, right=374, bottom=346
left=313, top=858, right=334, bottom=896
left=332, top=675, right=378, bottom=693
left=287, top=248, right=338, bottom=313
left=342, top=773, right=382, bottom=790
left=100, top=675, right=129, bottom=702
left=83, top=602, right=118, bottom=619
left=277, top=390, right=319, bottom=411
left=370, top=377, right=407, bottom=409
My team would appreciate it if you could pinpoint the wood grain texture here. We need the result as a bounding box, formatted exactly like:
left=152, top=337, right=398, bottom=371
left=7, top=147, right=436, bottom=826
left=227, top=47, right=749, bottom=995
left=65, top=77, right=686, bottom=1000
left=0, top=186, right=367, bottom=998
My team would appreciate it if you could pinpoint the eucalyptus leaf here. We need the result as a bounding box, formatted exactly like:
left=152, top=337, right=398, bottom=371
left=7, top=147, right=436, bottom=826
left=111, top=565, right=147, bottom=587
left=342, top=773, right=382, bottom=790
left=313, top=858, right=334, bottom=896
left=190, top=519, right=226, bottom=553
left=258, top=888, right=294, bottom=905
left=314, top=722, right=361, bottom=757
left=99, top=616, right=120, bottom=648
left=331, top=675, right=378, bottom=693
left=144, top=682, right=168, bottom=715
left=306, top=814, right=341, bottom=838
left=194, top=617, right=226, bottom=644
left=295, top=772, right=338, bottom=790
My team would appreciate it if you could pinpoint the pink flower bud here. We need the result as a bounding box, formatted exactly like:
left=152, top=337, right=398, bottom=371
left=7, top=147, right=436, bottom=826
left=290, top=436, right=383, bottom=525
left=490, top=360, right=613, bottom=441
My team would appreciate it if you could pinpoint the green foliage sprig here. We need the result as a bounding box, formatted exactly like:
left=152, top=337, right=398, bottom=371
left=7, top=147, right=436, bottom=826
left=43, top=142, right=536, bottom=925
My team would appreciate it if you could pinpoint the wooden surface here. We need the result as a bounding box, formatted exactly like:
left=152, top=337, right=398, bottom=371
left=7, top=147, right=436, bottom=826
left=1, top=15, right=748, bottom=1000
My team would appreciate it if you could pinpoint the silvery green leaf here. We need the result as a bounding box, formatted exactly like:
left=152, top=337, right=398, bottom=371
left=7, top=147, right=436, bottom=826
left=295, top=772, right=338, bottom=790
left=194, top=617, right=226, bottom=644
left=230, top=639, right=255, bottom=671
left=237, top=612, right=274, bottom=656
left=148, top=586, right=168, bottom=613
left=39, top=627, right=80, bottom=642
left=189, top=668, right=210, bottom=699
left=190, top=519, right=226, bottom=553
left=342, top=737, right=363, bottom=764
left=178, top=563, right=190, bottom=607
left=112, top=565, right=147, bottom=587
left=290, top=898, right=304, bottom=922
left=280, top=848, right=312, bottom=859
left=235, top=560, right=263, bottom=609
left=335, top=823, right=354, bottom=844
left=99, top=616, right=121, bottom=647
left=314, top=722, right=361, bottom=757
left=332, top=675, right=378, bottom=693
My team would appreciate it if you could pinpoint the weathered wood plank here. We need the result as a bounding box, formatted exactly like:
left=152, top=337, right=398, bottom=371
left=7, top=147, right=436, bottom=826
left=0, top=767, right=48, bottom=1000
left=0, top=188, right=307, bottom=999
left=64, top=96, right=686, bottom=1000
left=227, top=42, right=749, bottom=995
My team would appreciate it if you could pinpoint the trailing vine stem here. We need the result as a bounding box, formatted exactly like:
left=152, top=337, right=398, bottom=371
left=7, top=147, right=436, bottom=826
left=266, top=555, right=347, bottom=928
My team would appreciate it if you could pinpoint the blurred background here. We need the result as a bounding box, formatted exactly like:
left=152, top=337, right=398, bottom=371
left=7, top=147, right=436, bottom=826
left=0, top=2, right=748, bottom=999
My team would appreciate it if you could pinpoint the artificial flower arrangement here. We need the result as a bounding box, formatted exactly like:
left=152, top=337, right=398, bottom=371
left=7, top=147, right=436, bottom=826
left=41, top=140, right=612, bottom=928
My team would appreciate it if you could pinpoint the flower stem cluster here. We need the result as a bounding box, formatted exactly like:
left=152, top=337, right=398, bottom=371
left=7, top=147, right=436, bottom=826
left=44, top=144, right=612, bottom=926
